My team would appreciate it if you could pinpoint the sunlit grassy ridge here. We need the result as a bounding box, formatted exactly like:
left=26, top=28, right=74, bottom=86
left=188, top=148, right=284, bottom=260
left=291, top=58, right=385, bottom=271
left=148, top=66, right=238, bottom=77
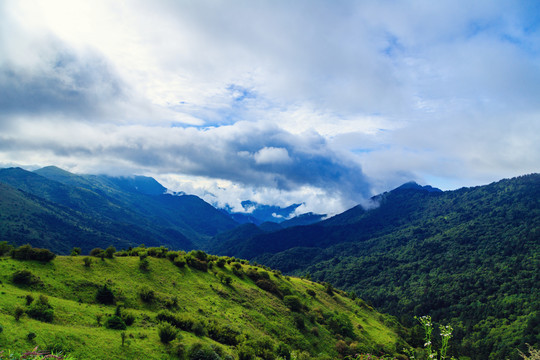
left=0, top=252, right=407, bottom=359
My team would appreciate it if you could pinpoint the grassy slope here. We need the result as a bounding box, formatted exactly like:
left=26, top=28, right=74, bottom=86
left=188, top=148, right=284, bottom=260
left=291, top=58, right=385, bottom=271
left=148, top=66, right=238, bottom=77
left=0, top=256, right=405, bottom=359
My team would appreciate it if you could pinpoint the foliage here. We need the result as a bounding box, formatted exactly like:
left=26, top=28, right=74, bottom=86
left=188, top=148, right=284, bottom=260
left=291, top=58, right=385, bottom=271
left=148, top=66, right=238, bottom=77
left=187, top=342, right=221, bottom=360
left=26, top=295, right=54, bottom=323
left=82, top=257, right=92, bottom=267
left=12, top=270, right=42, bottom=286
left=283, top=295, right=303, bottom=312
left=11, top=244, right=56, bottom=262
left=246, top=174, right=540, bottom=360
left=95, top=284, right=114, bottom=305
left=327, top=313, right=355, bottom=338
left=104, top=315, right=126, bottom=330
left=158, top=321, right=178, bottom=344
left=139, top=286, right=155, bottom=303
left=14, top=306, right=25, bottom=321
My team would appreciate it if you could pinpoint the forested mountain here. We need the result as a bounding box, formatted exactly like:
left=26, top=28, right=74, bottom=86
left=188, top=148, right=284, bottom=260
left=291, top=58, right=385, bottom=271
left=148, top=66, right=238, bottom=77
left=210, top=174, right=540, bottom=360
left=0, top=167, right=239, bottom=253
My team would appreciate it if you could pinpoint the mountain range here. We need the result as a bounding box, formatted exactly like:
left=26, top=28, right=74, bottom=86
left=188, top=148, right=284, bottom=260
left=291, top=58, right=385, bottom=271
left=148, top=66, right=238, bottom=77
left=0, top=166, right=538, bottom=359
left=211, top=174, right=540, bottom=360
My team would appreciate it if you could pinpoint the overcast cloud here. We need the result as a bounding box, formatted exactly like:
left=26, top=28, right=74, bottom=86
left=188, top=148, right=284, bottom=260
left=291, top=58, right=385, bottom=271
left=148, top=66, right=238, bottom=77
left=1, top=0, right=539, bottom=215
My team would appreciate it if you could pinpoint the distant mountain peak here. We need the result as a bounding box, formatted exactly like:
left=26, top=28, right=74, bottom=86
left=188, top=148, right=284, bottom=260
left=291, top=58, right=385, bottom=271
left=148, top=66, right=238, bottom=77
left=394, top=181, right=442, bottom=193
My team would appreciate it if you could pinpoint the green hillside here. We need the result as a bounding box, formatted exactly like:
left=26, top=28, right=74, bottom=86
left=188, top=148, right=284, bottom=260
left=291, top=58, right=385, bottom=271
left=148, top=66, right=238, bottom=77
left=0, top=248, right=407, bottom=359
left=211, top=174, right=540, bottom=359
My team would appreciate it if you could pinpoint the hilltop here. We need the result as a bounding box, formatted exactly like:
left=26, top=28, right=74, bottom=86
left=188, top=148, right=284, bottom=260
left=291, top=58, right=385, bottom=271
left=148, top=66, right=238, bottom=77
left=0, top=247, right=408, bottom=359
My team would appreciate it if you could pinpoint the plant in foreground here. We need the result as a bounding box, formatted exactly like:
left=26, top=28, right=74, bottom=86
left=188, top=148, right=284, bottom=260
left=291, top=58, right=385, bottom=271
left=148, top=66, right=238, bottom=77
left=518, top=344, right=540, bottom=360
left=404, top=315, right=456, bottom=360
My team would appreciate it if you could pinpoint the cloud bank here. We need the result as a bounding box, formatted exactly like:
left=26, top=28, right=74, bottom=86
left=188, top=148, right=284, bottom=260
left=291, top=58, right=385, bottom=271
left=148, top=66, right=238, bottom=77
left=1, top=0, right=539, bottom=214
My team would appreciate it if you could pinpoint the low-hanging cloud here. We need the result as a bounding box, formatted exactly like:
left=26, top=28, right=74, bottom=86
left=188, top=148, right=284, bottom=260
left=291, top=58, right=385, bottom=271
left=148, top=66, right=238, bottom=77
left=1, top=0, right=539, bottom=214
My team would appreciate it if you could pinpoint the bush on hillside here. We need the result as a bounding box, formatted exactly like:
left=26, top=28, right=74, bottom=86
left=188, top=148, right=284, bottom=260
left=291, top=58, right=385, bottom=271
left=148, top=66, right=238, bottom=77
left=256, top=279, right=283, bottom=298
left=187, top=342, right=221, bottom=360
left=0, top=241, right=14, bottom=256
left=105, top=315, right=126, bottom=330
left=139, top=286, right=155, bottom=303
left=12, top=270, right=42, bottom=286
left=328, top=313, right=355, bottom=338
left=139, top=258, right=150, bottom=271
left=90, top=248, right=105, bottom=257
left=158, top=321, right=178, bottom=344
left=207, top=320, right=241, bottom=345
left=11, top=244, right=56, bottom=262
left=105, top=246, right=116, bottom=258
left=26, top=294, right=54, bottom=323
left=284, top=295, right=303, bottom=312
left=96, top=284, right=115, bottom=305
left=186, top=256, right=208, bottom=272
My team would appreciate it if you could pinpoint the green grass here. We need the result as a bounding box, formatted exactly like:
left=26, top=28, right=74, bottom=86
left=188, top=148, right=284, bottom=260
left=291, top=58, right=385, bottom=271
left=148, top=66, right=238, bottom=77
left=0, top=255, right=406, bottom=359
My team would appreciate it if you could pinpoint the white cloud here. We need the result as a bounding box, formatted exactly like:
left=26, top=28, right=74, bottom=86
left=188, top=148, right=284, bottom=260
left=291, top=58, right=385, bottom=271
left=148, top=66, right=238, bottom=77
left=1, top=0, right=539, bottom=214
left=254, top=147, right=292, bottom=165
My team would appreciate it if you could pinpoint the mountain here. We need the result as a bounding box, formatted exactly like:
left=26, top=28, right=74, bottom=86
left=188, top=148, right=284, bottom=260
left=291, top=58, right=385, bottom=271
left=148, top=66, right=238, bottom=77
left=0, top=249, right=408, bottom=359
left=0, top=167, right=238, bottom=253
left=210, top=174, right=540, bottom=360
left=223, top=201, right=302, bottom=225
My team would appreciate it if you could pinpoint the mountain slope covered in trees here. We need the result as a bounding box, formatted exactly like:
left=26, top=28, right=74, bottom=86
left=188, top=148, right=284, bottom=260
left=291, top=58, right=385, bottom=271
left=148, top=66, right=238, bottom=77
left=210, top=174, right=540, bottom=360
left=0, top=167, right=238, bottom=253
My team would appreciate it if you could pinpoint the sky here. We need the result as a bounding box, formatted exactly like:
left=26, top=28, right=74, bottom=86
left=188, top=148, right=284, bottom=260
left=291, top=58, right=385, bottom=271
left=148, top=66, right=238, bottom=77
left=1, top=0, right=539, bottom=216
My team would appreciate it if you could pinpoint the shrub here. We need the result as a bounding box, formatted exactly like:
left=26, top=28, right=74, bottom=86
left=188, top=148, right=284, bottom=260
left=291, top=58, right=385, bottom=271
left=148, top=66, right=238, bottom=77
left=105, top=315, right=127, bottom=330
left=105, top=246, right=116, bottom=258
left=14, top=306, right=25, bottom=321
left=256, top=279, right=283, bottom=298
left=170, top=340, right=187, bottom=359
left=328, top=313, right=354, bottom=338
left=292, top=313, right=305, bottom=330
left=90, top=248, right=105, bottom=257
left=166, top=251, right=179, bottom=261
left=191, top=319, right=207, bottom=337
left=122, top=312, right=136, bottom=326
left=12, top=270, right=42, bottom=286
left=0, top=241, right=13, bottom=256
left=139, top=286, right=155, bottom=303
left=173, top=257, right=187, bottom=268
left=26, top=295, right=54, bottom=323
left=188, top=250, right=208, bottom=262
left=186, top=256, right=208, bottom=272
left=70, top=247, right=81, bottom=256
left=187, top=342, right=221, bottom=360
left=25, top=294, right=34, bottom=305
left=283, top=295, right=303, bottom=312
left=216, top=258, right=226, bottom=268
left=96, top=284, right=115, bottom=305
left=275, top=343, right=291, bottom=360
left=82, top=256, right=92, bottom=267
left=11, top=245, right=56, bottom=262
left=156, top=311, right=196, bottom=332
left=158, top=321, right=178, bottom=344
left=139, top=258, right=150, bottom=271
left=232, top=267, right=243, bottom=278
left=27, top=332, right=37, bottom=342
left=207, top=320, right=241, bottom=345
left=306, top=289, right=316, bottom=297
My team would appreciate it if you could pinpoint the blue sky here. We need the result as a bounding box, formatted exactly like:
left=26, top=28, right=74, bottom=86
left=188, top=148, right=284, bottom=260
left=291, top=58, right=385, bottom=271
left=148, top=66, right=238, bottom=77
left=1, top=0, right=539, bottom=215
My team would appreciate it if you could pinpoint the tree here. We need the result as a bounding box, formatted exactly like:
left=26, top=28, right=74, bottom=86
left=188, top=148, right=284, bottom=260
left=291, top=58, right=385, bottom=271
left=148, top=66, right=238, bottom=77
left=96, top=284, right=115, bottom=305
